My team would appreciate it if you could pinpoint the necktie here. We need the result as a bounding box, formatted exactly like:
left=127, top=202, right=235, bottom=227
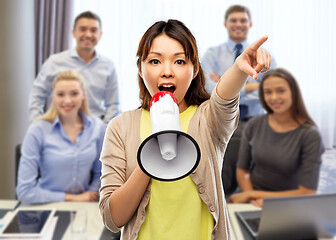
left=234, top=43, right=248, bottom=120
left=234, top=43, right=243, bottom=59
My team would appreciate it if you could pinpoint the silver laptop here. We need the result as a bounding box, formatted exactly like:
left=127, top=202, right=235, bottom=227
left=236, top=193, right=336, bottom=240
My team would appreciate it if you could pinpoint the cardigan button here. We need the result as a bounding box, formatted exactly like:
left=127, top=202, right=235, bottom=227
left=210, top=206, right=216, bottom=212
left=198, top=186, right=205, bottom=194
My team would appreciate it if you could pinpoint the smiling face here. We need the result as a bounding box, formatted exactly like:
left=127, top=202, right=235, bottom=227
left=263, top=76, right=293, bottom=115
left=53, top=80, right=85, bottom=119
left=72, top=18, right=102, bottom=53
left=139, top=34, right=196, bottom=112
left=225, top=11, right=252, bottom=42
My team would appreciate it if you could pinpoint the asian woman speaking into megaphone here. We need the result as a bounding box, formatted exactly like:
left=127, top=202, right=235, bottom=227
left=99, top=19, right=270, bottom=239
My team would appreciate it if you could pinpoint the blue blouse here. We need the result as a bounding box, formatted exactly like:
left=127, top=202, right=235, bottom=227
left=16, top=112, right=106, bottom=204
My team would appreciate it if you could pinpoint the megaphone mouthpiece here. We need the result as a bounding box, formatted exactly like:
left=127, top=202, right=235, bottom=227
left=150, top=91, right=177, bottom=108
left=150, top=91, right=180, bottom=134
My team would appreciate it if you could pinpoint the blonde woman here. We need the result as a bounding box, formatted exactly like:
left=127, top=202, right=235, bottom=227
left=17, top=70, right=105, bottom=204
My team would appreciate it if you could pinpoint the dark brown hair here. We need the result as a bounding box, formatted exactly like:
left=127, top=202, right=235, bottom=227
left=136, top=19, right=210, bottom=110
left=259, top=68, right=315, bottom=126
left=73, top=11, right=102, bottom=29
left=225, top=5, right=251, bottom=21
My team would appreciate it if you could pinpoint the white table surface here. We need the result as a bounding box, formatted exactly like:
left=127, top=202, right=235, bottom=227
left=0, top=200, right=19, bottom=210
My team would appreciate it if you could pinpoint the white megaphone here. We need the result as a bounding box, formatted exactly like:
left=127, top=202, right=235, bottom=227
left=137, top=91, right=201, bottom=181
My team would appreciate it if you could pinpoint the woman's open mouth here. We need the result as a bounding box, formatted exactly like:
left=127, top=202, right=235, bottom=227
left=159, top=84, right=176, bottom=94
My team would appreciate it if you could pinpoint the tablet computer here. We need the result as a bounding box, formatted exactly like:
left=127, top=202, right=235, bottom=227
left=0, top=209, right=55, bottom=238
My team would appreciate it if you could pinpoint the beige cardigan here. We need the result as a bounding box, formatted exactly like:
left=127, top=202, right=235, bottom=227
left=99, top=91, right=239, bottom=239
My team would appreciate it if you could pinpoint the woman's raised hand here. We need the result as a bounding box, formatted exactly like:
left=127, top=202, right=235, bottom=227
left=236, top=35, right=271, bottom=80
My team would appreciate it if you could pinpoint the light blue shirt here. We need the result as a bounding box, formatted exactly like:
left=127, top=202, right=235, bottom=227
left=28, top=48, right=120, bottom=124
left=16, top=112, right=106, bottom=204
left=201, top=39, right=277, bottom=118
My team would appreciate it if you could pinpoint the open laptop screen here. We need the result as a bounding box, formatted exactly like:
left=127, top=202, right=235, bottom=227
left=236, top=193, right=336, bottom=240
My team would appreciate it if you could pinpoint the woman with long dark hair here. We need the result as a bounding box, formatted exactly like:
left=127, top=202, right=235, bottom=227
left=230, top=68, right=324, bottom=207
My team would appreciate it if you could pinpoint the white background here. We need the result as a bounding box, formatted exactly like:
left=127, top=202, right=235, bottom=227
left=73, top=0, right=336, bottom=148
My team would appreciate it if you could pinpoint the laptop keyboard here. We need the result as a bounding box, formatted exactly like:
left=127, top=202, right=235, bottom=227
left=245, top=217, right=260, bottom=233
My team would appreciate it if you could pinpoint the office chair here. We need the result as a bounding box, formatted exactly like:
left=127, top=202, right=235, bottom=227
left=15, top=144, right=22, bottom=187
left=222, top=136, right=241, bottom=198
